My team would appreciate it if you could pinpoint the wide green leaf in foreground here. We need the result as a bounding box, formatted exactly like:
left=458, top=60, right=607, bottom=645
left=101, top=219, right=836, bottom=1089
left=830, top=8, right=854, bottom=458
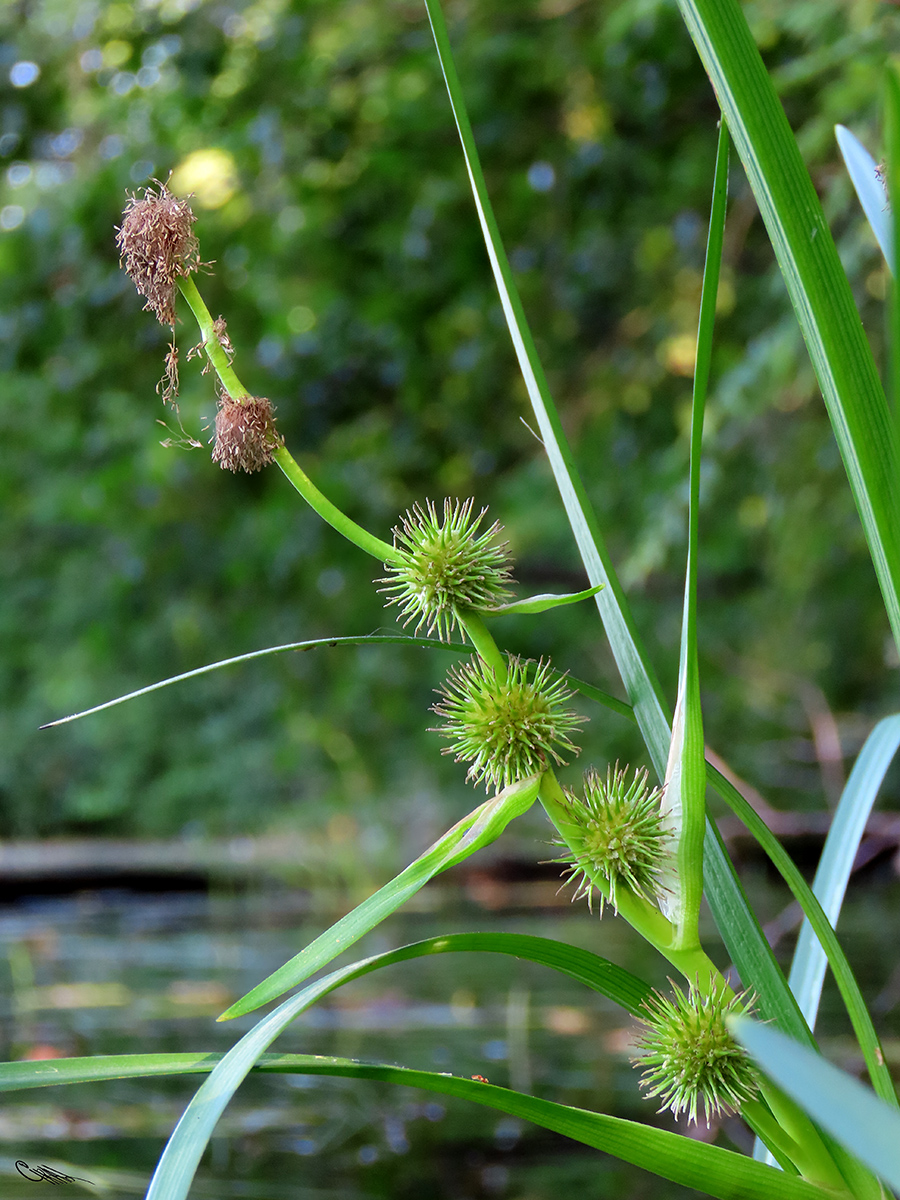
left=732, top=1016, right=900, bottom=1195
left=149, top=933, right=654, bottom=1200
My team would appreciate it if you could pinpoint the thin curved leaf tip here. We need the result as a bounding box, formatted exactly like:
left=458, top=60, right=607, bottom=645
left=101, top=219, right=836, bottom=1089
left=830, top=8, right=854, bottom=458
left=836, top=125, right=893, bottom=273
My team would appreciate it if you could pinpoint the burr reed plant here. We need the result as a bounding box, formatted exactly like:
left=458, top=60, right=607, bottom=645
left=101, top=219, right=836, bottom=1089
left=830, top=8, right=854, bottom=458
left=6, top=3, right=900, bottom=1199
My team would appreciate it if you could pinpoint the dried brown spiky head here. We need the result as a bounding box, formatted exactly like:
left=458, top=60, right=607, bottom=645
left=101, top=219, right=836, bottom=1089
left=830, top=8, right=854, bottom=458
left=116, top=183, right=199, bottom=326
left=211, top=394, right=282, bottom=473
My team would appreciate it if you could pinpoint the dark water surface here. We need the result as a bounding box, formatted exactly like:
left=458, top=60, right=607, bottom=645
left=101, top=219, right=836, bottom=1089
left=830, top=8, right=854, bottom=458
left=1, top=873, right=898, bottom=1199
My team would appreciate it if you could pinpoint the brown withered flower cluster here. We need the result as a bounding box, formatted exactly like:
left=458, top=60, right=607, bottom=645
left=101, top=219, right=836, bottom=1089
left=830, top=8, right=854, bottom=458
left=211, top=393, right=281, bottom=473
left=116, top=182, right=199, bottom=326
left=117, top=183, right=281, bottom=472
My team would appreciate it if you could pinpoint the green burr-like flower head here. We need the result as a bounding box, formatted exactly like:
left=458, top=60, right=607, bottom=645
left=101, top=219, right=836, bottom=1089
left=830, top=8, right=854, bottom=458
left=632, top=978, right=759, bottom=1124
left=431, top=654, right=585, bottom=791
left=556, top=764, right=669, bottom=914
left=379, top=499, right=513, bottom=641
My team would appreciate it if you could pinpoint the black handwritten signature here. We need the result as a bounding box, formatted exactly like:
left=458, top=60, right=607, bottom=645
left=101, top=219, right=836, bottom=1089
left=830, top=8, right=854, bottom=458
left=15, top=1161, right=92, bottom=1185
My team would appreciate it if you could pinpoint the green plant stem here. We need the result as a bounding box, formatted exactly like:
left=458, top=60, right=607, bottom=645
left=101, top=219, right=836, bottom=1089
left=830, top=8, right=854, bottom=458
left=176, top=275, right=249, bottom=401
left=449, top=611, right=701, bottom=977
left=175, top=277, right=400, bottom=564
left=754, top=1086, right=852, bottom=1194
left=273, top=446, right=400, bottom=563
left=538, top=771, right=719, bottom=989
left=455, top=605, right=719, bottom=988
left=456, top=610, right=508, bottom=677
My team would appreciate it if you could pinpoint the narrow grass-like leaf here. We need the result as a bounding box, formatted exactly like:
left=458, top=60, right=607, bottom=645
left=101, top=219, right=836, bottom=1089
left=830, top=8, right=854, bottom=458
left=732, top=1016, right=900, bottom=1195
left=789, top=715, right=900, bottom=1031
left=708, top=764, right=896, bottom=1106
left=0, top=931, right=653, bottom=1091
left=422, top=0, right=790, bottom=1031
left=835, top=125, right=892, bottom=272
left=676, top=0, right=900, bottom=660
left=40, top=635, right=465, bottom=728
left=42, top=637, right=634, bottom=734
left=57, top=1053, right=842, bottom=1200
left=220, top=776, right=541, bottom=1019
left=885, top=70, right=900, bottom=434
left=659, top=121, right=728, bottom=950
left=563, top=673, right=635, bottom=723
left=140, top=929, right=824, bottom=1200
left=702, top=816, right=813, bottom=1044
left=422, top=0, right=670, bottom=769
left=483, top=585, right=602, bottom=616
left=149, top=935, right=650, bottom=1200
left=0, top=1050, right=826, bottom=1200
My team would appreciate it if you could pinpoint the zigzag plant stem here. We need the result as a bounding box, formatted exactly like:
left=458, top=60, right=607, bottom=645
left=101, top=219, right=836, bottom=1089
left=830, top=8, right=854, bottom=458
left=538, top=770, right=715, bottom=986
left=459, top=609, right=715, bottom=985
left=175, top=276, right=400, bottom=565
left=456, top=610, right=508, bottom=678
left=177, top=275, right=249, bottom=401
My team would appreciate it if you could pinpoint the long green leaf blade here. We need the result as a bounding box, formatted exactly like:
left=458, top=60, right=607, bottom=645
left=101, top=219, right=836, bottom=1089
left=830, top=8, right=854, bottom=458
left=149, top=934, right=651, bottom=1200
left=220, top=776, right=541, bottom=1019
left=676, top=0, right=900, bottom=656
left=708, top=764, right=895, bottom=1105
left=789, top=715, right=900, bottom=1030
left=422, top=0, right=670, bottom=768
left=7, top=1049, right=824, bottom=1200
left=40, top=635, right=465, bottom=728
left=732, top=1016, right=900, bottom=1194
left=422, top=0, right=790, bottom=1031
left=0, top=932, right=653, bottom=1090
left=659, top=121, right=728, bottom=949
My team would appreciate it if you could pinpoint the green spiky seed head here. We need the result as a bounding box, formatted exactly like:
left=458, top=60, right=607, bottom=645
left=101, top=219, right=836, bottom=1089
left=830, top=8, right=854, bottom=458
left=378, top=499, right=513, bottom=641
left=431, top=654, right=586, bottom=791
left=556, top=764, right=669, bottom=914
left=632, top=979, right=760, bottom=1125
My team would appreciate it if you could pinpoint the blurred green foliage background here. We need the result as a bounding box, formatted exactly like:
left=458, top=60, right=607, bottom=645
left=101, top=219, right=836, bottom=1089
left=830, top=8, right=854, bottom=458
left=2, top=0, right=898, bottom=856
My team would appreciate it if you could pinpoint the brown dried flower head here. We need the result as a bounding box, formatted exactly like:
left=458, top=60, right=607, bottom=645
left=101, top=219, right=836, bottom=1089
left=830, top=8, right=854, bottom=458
left=212, top=394, right=281, bottom=473
left=116, top=183, right=199, bottom=326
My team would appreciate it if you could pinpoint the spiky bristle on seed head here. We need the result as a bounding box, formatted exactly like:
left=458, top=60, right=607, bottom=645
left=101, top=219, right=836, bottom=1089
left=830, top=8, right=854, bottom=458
left=430, top=654, right=585, bottom=791
left=632, top=978, right=760, bottom=1125
left=378, top=499, right=513, bottom=642
left=555, top=763, right=669, bottom=915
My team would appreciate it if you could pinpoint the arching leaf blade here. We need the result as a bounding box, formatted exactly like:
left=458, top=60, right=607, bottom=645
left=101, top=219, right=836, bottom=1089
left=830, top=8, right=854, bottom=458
left=789, top=715, right=900, bottom=1031
left=40, top=635, right=465, bottom=728
left=220, top=778, right=542, bottom=1020
left=708, top=764, right=895, bottom=1106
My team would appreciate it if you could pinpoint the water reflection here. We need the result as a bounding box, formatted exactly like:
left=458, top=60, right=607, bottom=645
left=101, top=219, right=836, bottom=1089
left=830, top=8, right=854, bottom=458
left=1, top=877, right=897, bottom=1198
